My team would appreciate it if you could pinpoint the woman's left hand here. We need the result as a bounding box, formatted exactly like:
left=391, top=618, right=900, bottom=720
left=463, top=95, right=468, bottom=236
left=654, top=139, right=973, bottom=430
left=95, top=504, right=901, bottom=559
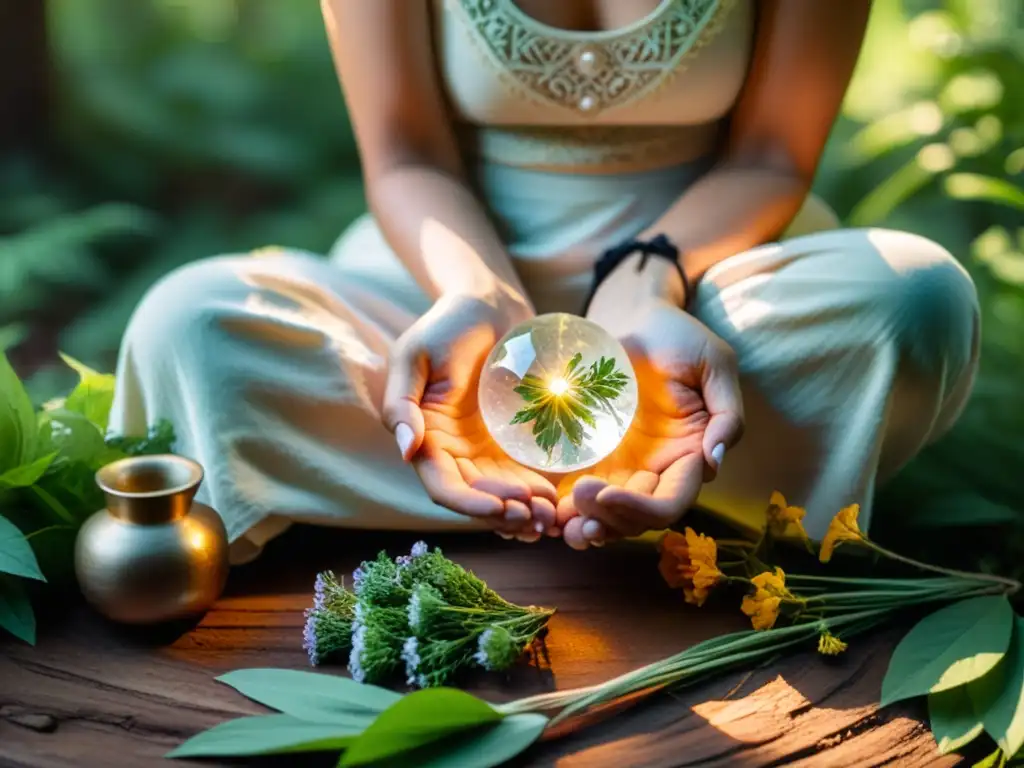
left=556, top=256, right=745, bottom=549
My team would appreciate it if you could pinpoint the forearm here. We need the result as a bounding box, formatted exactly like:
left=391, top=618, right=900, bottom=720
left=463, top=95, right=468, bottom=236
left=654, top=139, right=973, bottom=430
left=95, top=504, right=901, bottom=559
left=369, top=165, right=531, bottom=312
left=640, top=159, right=810, bottom=289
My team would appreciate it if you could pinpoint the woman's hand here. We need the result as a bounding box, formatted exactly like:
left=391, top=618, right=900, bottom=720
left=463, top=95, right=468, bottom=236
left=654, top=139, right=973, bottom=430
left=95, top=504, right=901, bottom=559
left=556, top=256, right=744, bottom=549
left=384, top=288, right=558, bottom=540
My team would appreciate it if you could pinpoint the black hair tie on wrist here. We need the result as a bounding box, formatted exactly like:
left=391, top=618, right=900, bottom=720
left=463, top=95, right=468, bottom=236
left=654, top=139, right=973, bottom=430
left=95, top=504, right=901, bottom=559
left=581, top=234, right=690, bottom=316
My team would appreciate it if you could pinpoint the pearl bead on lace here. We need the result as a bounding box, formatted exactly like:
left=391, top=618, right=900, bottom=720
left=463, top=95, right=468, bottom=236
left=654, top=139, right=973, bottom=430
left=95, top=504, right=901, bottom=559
left=576, top=47, right=601, bottom=77
left=577, top=94, right=598, bottom=112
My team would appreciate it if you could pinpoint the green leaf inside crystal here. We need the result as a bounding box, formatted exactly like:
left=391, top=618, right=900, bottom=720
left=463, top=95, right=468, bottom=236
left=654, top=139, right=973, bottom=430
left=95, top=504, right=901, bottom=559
left=510, top=352, right=629, bottom=457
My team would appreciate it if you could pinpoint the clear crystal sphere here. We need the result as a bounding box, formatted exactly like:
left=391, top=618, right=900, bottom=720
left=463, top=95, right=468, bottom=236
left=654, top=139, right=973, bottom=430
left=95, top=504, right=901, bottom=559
left=479, top=313, right=638, bottom=473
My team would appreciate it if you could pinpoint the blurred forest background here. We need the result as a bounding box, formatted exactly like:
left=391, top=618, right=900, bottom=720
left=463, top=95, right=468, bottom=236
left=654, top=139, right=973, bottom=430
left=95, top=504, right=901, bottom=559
left=0, top=0, right=1022, bottom=566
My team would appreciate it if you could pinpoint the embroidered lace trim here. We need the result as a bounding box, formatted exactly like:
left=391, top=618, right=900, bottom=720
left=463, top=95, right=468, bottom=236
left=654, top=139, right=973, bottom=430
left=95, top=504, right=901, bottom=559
left=451, top=0, right=738, bottom=116
left=457, top=123, right=721, bottom=172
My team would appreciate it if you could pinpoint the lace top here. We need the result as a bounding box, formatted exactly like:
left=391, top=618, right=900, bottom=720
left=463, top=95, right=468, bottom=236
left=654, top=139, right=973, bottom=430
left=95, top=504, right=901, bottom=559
left=433, top=0, right=755, bottom=171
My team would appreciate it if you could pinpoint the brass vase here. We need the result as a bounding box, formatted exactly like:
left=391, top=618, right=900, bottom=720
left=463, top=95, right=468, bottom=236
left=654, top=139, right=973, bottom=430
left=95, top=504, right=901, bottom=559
left=74, top=454, right=230, bottom=624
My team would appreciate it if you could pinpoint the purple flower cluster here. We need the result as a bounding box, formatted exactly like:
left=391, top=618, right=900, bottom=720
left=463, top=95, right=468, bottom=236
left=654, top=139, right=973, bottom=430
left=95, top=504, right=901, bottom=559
left=302, top=609, right=320, bottom=666
left=396, top=541, right=430, bottom=570
left=312, top=572, right=329, bottom=611
left=352, top=565, right=366, bottom=594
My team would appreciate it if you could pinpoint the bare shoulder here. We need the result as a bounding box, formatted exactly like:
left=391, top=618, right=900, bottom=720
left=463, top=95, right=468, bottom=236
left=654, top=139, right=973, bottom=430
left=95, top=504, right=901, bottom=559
left=320, top=0, right=462, bottom=176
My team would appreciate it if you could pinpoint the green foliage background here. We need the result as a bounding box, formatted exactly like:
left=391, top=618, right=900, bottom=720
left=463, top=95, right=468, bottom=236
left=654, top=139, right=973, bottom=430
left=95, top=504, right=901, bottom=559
left=1, top=0, right=1022, bottom=569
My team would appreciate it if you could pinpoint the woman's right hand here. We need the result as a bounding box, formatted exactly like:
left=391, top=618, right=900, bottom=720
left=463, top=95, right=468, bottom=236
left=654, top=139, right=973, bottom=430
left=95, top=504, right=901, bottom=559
left=382, top=289, right=559, bottom=540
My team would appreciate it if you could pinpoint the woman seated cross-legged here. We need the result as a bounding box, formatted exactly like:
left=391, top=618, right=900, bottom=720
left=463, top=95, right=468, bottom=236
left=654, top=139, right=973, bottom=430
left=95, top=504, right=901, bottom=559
left=109, top=0, right=979, bottom=564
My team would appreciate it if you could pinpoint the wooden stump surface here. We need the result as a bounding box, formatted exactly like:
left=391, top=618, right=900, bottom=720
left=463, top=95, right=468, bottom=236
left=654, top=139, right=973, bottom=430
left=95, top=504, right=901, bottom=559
left=0, top=528, right=970, bottom=767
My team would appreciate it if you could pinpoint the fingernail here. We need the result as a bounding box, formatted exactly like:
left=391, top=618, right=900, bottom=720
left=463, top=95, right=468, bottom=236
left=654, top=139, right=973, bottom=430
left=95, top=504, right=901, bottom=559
left=506, top=506, right=530, bottom=523
left=711, top=443, right=726, bottom=469
left=591, top=539, right=605, bottom=548
left=534, top=521, right=545, bottom=534
left=581, top=518, right=602, bottom=540
left=497, top=531, right=514, bottom=540
left=395, top=423, right=414, bottom=459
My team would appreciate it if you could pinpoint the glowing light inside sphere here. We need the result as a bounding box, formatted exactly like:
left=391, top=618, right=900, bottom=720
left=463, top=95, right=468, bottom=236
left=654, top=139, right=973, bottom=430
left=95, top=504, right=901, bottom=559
left=548, top=377, right=570, bottom=396
left=479, top=313, right=638, bottom=473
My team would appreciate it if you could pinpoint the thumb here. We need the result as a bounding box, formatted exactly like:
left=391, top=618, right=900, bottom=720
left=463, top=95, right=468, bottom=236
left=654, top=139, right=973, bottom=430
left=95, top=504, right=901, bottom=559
left=383, top=343, right=429, bottom=462
left=701, top=346, right=744, bottom=477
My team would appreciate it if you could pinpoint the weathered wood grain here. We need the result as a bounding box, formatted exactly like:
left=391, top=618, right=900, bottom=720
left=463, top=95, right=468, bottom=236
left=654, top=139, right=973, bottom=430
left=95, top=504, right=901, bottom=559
left=0, top=528, right=968, bottom=767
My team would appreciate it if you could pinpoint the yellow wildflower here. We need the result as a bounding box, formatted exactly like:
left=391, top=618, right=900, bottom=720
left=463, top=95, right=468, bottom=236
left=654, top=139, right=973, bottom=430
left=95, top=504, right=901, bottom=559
left=658, top=527, right=722, bottom=607
left=766, top=490, right=809, bottom=539
left=819, top=504, right=864, bottom=563
left=740, top=567, right=791, bottom=631
left=817, top=631, right=848, bottom=656
left=742, top=594, right=782, bottom=630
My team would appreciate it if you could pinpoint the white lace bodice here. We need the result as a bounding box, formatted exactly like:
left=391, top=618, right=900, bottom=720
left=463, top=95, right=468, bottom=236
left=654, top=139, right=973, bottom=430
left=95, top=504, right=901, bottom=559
left=433, top=0, right=755, bottom=171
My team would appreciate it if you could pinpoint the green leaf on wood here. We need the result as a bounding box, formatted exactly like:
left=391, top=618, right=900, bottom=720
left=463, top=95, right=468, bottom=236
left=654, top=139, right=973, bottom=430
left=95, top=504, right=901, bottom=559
left=339, top=688, right=503, bottom=767
left=0, top=452, right=57, bottom=489
left=217, top=668, right=401, bottom=722
left=881, top=595, right=1015, bottom=707
left=166, top=713, right=361, bottom=758
left=930, top=686, right=985, bottom=754
left=0, top=351, right=38, bottom=472
left=372, top=713, right=549, bottom=768
left=969, top=617, right=1024, bottom=758
left=0, top=574, right=36, bottom=644
left=59, top=353, right=116, bottom=431
left=0, top=516, right=45, bottom=581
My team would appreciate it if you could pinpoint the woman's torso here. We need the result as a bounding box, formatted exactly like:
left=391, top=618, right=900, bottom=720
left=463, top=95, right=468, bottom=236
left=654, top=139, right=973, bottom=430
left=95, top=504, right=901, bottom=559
left=426, top=0, right=757, bottom=311
left=432, top=0, right=756, bottom=174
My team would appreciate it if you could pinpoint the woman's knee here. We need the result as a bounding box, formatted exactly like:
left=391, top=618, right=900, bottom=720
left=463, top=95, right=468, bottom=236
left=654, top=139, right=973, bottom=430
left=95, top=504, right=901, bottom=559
left=866, top=229, right=978, bottom=377
left=122, top=255, right=254, bottom=356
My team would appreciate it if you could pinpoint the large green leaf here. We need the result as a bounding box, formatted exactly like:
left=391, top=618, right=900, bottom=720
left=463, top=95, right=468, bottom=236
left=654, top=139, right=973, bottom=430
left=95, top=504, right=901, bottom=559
left=0, top=574, right=36, bottom=644
left=166, top=713, right=360, bottom=758
left=38, top=409, right=113, bottom=468
left=217, top=668, right=401, bottom=722
left=340, top=688, right=503, bottom=767
left=373, top=713, right=549, bottom=768
left=881, top=596, right=1015, bottom=707
left=0, top=452, right=57, bottom=489
left=0, top=516, right=45, bottom=581
left=969, top=617, right=1024, bottom=757
left=59, top=353, right=116, bottom=431
left=929, top=686, right=984, bottom=754
left=0, top=351, right=37, bottom=472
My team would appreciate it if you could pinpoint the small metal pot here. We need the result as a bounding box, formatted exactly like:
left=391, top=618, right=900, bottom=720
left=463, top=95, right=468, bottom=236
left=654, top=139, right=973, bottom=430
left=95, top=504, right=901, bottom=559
left=74, top=455, right=229, bottom=624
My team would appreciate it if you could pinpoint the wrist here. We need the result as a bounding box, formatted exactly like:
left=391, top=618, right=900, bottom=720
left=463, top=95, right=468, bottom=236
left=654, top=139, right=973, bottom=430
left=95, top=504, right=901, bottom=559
left=588, top=252, right=687, bottom=321
left=441, top=276, right=533, bottom=331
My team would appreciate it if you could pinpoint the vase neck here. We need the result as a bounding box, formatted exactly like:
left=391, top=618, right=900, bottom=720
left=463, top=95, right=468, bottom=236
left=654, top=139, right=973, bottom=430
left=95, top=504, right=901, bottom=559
left=96, top=455, right=204, bottom=525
